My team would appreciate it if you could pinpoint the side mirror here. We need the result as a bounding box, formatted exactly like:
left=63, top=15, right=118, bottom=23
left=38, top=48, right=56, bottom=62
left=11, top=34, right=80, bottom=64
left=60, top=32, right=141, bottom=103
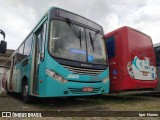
left=0, top=29, right=5, bottom=39
left=0, top=40, right=7, bottom=54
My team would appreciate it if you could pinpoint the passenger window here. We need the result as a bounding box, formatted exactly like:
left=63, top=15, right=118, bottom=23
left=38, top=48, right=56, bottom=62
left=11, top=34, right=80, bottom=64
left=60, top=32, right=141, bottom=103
left=24, top=34, right=33, bottom=57
left=36, top=21, right=47, bottom=61
left=39, top=22, right=47, bottom=54
left=17, top=44, right=24, bottom=61
left=106, top=36, right=115, bottom=58
left=37, top=31, right=43, bottom=53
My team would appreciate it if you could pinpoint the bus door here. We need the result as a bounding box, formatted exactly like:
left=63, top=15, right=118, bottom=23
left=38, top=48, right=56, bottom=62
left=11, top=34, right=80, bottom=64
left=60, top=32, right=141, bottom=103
left=105, top=35, right=120, bottom=90
left=31, top=21, right=47, bottom=94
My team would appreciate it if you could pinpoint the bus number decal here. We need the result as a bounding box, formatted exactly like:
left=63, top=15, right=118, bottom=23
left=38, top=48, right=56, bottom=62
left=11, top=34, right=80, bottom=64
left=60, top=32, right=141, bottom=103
left=70, top=48, right=86, bottom=54
left=67, top=74, right=79, bottom=79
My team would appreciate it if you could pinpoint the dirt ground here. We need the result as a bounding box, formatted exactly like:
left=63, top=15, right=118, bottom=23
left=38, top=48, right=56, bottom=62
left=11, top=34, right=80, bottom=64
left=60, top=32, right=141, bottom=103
left=0, top=92, right=160, bottom=120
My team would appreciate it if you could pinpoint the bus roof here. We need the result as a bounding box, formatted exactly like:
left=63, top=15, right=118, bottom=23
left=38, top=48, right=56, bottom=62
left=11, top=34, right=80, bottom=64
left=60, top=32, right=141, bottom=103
left=154, top=43, right=160, bottom=47
left=104, top=26, right=151, bottom=39
left=51, top=7, right=103, bottom=31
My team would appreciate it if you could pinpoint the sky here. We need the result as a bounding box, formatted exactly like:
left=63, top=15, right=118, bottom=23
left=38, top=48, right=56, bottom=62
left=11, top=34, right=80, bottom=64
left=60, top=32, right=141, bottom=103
left=0, top=0, right=160, bottom=50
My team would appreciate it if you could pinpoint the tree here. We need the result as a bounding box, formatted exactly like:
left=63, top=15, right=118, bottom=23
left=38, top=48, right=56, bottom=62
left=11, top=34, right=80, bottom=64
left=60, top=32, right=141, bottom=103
left=0, top=29, right=7, bottom=54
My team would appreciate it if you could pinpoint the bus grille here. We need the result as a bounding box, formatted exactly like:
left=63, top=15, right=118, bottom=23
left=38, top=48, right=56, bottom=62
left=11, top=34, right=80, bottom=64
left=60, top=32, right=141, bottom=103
left=62, top=65, right=104, bottom=75
left=68, top=87, right=101, bottom=94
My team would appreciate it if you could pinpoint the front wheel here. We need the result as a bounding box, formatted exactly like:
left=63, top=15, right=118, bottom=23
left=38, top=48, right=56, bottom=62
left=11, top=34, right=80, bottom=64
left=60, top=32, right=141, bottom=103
left=22, top=82, right=31, bottom=103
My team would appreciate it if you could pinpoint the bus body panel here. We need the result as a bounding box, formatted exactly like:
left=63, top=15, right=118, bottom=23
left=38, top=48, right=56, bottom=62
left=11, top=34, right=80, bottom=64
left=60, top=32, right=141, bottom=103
left=37, top=52, right=109, bottom=97
left=44, top=76, right=110, bottom=97
left=104, top=33, right=120, bottom=91
left=104, top=26, right=158, bottom=92
left=119, top=76, right=157, bottom=91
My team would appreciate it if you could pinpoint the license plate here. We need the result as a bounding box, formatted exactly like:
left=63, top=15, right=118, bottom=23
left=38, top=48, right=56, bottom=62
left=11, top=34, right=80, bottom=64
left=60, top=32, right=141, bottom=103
left=83, top=87, right=93, bottom=92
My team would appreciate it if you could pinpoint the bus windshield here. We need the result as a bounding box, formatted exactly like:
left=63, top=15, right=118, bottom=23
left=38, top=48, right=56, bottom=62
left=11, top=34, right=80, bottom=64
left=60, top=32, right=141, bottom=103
left=49, top=20, right=106, bottom=65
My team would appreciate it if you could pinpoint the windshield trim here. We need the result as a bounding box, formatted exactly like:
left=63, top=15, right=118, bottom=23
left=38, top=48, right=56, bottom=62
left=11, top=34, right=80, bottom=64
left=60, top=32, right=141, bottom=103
left=50, top=18, right=104, bottom=34
left=48, top=19, right=107, bottom=65
left=49, top=8, right=103, bottom=33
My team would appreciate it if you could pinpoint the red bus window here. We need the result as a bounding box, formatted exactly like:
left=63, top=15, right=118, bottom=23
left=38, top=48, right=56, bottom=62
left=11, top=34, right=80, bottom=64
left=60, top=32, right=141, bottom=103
left=106, top=36, right=115, bottom=58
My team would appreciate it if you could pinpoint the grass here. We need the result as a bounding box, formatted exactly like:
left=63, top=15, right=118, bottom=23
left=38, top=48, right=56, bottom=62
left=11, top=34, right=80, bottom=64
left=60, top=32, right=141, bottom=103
left=0, top=91, right=7, bottom=97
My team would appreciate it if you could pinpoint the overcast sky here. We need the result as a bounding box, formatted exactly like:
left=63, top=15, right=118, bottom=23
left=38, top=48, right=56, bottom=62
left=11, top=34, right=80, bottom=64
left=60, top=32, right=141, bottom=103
left=0, top=0, right=160, bottom=50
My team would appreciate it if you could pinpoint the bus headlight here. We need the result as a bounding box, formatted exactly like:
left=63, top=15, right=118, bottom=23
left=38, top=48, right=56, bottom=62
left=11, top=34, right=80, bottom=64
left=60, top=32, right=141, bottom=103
left=46, top=69, right=68, bottom=83
left=102, top=76, right=109, bottom=83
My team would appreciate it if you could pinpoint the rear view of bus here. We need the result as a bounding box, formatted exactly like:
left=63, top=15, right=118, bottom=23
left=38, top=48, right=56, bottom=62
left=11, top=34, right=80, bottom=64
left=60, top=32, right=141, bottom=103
left=104, top=26, right=158, bottom=92
left=3, top=7, right=109, bottom=103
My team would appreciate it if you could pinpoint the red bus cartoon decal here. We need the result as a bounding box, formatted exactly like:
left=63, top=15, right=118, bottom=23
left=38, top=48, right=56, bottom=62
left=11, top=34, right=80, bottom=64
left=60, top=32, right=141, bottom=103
left=127, top=56, right=156, bottom=80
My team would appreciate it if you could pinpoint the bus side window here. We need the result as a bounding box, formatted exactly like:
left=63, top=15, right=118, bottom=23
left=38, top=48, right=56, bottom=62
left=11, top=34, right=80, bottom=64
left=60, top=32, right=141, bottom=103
left=24, top=34, right=33, bottom=58
left=106, top=36, right=115, bottom=59
left=17, top=43, right=25, bottom=61
left=42, top=21, right=47, bottom=58
left=38, top=21, right=47, bottom=61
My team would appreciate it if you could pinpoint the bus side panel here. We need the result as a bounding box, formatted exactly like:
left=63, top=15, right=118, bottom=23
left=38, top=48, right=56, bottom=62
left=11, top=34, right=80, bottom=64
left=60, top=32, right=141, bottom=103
left=120, top=76, right=158, bottom=90
left=119, top=27, right=130, bottom=77
left=106, top=27, right=130, bottom=92
left=20, top=56, right=32, bottom=93
left=107, top=33, right=121, bottom=91
left=13, top=62, right=21, bottom=93
left=38, top=54, right=47, bottom=97
left=115, top=27, right=132, bottom=91
left=1, top=67, right=8, bottom=91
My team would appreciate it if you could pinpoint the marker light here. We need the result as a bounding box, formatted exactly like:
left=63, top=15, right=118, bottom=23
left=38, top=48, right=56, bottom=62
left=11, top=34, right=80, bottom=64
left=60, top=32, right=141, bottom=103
left=46, top=69, right=68, bottom=83
left=102, top=76, right=109, bottom=83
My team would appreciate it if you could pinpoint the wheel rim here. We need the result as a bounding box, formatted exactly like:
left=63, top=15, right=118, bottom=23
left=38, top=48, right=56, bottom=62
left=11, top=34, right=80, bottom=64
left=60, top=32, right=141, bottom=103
left=23, top=85, right=28, bottom=97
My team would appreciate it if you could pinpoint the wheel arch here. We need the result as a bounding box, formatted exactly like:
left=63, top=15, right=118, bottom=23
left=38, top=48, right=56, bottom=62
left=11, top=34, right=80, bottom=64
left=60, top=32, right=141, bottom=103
left=21, top=76, right=28, bottom=92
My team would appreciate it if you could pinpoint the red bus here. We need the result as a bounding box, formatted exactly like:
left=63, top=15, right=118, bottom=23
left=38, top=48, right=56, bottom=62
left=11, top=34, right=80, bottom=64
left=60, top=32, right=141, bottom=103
left=104, top=26, right=158, bottom=92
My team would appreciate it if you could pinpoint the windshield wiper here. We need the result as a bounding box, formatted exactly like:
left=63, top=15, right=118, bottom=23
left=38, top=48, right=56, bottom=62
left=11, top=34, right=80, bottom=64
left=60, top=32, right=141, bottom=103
left=93, top=30, right=100, bottom=40
left=79, top=29, right=82, bottom=48
left=89, top=30, right=100, bottom=51
left=65, top=18, right=82, bottom=48
left=89, top=32, right=94, bottom=51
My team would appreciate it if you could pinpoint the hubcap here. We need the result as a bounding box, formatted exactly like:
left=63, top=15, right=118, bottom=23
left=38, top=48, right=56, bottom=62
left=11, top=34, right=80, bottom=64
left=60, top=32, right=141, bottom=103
left=23, top=85, right=28, bottom=96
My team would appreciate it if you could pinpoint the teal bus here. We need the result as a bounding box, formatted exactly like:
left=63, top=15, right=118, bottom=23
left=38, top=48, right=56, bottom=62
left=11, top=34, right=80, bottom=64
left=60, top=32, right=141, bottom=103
left=2, top=7, right=109, bottom=103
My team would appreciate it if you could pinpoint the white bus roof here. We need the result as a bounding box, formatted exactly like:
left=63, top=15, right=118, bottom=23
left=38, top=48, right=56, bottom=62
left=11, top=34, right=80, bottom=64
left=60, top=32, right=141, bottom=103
left=154, top=43, right=160, bottom=47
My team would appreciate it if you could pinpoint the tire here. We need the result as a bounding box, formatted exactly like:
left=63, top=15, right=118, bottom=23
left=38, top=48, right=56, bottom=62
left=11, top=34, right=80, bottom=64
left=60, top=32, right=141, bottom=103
left=22, top=81, right=31, bottom=103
